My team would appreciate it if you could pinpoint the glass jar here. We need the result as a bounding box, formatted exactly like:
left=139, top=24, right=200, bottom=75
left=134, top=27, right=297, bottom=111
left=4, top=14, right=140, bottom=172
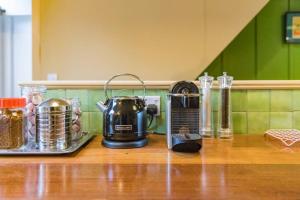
left=0, top=98, right=26, bottom=149
left=66, top=98, right=83, bottom=141
left=21, top=86, right=47, bottom=141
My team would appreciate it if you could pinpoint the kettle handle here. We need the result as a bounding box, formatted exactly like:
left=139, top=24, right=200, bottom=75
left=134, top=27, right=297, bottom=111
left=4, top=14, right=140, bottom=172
left=104, top=73, right=146, bottom=100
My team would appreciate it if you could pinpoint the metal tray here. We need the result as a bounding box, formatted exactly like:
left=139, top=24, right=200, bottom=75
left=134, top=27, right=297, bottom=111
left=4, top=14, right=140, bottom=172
left=0, top=132, right=95, bottom=155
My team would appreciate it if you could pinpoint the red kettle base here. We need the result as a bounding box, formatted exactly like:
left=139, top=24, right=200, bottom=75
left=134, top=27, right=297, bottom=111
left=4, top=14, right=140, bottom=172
left=101, top=138, right=148, bottom=149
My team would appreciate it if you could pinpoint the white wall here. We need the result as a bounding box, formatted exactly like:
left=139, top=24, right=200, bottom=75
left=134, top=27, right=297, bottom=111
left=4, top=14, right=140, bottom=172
left=203, top=0, right=269, bottom=67
left=0, top=0, right=32, bottom=97
left=0, top=0, right=31, bottom=15
left=34, top=0, right=269, bottom=81
left=0, top=17, right=4, bottom=96
left=38, top=0, right=205, bottom=81
left=13, top=16, right=32, bottom=96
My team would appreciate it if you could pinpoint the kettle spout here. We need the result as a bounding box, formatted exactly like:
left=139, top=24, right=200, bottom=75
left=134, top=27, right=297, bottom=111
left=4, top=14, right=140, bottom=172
left=96, top=101, right=107, bottom=112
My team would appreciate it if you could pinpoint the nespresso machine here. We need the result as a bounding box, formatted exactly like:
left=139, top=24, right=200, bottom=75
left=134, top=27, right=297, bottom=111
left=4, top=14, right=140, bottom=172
left=166, top=81, right=202, bottom=152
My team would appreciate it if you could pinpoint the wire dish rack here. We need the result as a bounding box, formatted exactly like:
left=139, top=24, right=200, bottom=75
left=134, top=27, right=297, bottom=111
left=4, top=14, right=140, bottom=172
left=265, top=129, right=300, bottom=147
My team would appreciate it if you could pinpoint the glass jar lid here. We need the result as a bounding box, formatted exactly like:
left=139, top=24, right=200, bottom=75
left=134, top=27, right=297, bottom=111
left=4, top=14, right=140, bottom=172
left=0, top=98, right=26, bottom=108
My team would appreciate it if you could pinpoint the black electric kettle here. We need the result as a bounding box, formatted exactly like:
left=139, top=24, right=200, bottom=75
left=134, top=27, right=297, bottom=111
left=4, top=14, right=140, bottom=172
left=97, top=73, right=148, bottom=148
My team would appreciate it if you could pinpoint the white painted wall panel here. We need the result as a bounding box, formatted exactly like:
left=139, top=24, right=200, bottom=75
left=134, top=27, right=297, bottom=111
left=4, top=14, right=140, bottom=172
left=0, top=0, right=31, bottom=15
left=0, top=15, right=32, bottom=97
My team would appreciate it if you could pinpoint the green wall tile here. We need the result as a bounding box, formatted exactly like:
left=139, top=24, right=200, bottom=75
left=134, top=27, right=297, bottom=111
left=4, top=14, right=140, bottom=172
left=247, top=112, right=270, bottom=134
left=147, top=115, right=163, bottom=134
left=213, top=111, right=218, bottom=135
left=66, top=89, right=89, bottom=111
left=45, top=89, right=66, bottom=99
left=270, top=112, right=292, bottom=129
left=247, top=90, right=270, bottom=112
left=212, top=90, right=219, bottom=111
left=159, top=90, right=168, bottom=112
left=145, top=89, right=161, bottom=96
left=89, top=112, right=102, bottom=134
left=147, top=116, right=157, bottom=133
left=133, top=89, right=163, bottom=96
left=81, top=112, right=89, bottom=132
left=133, top=89, right=145, bottom=96
left=88, top=90, right=109, bottom=112
left=270, top=90, right=292, bottom=111
left=232, top=90, right=247, bottom=112
left=256, top=0, right=289, bottom=79
left=155, top=112, right=166, bottom=133
left=39, top=88, right=300, bottom=136
left=232, top=112, right=247, bottom=134
left=223, top=20, right=256, bottom=80
left=112, top=89, right=134, bottom=97
left=292, top=90, right=300, bottom=111
left=293, top=112, right=300, bottom=129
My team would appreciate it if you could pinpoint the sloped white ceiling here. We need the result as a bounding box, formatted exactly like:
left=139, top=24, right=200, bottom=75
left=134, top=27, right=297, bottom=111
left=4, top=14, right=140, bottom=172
left=203, top=0, right=270, bottom=69
left=36, top=0, right=269, bottom=80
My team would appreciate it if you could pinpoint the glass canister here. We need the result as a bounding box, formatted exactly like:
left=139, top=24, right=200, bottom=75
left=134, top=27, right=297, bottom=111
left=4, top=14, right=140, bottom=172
left=217, top=72, right=233, bottom=139
left=0, top=98, right=26, bottom=149
left=66, top=98, right=83, bottom=141
left=21, top=86, right=47, bottom=141
left=199, top=72, right=214, bottom=138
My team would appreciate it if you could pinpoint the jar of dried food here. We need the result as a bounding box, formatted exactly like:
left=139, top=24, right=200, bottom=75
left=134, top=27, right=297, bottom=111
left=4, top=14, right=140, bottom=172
left=66, top=98, right=83, bottom=141
left=21, top=86, right=47, bottom=142
left=0, top=98, right=26, bottom=149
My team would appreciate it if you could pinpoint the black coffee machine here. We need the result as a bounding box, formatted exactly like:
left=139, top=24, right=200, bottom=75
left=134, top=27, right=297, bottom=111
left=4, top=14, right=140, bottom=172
left=97, top=74, right=149, bottom=149
left=166, top=81, right=202, bottom=152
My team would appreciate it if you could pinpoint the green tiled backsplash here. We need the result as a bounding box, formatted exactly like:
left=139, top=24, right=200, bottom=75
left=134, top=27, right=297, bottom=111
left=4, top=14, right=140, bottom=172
left=44, top=89, right=300, bottom=134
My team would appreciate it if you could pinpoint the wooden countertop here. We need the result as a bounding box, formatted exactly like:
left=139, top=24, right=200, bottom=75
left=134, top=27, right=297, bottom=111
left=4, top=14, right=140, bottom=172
left=0, top=134, right=300, bottom=199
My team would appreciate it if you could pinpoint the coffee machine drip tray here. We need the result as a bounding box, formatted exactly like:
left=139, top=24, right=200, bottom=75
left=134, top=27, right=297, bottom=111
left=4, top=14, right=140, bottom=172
left=102, top=138, right=148, bottom=149
left=171, top=134, right=202, bottom=153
